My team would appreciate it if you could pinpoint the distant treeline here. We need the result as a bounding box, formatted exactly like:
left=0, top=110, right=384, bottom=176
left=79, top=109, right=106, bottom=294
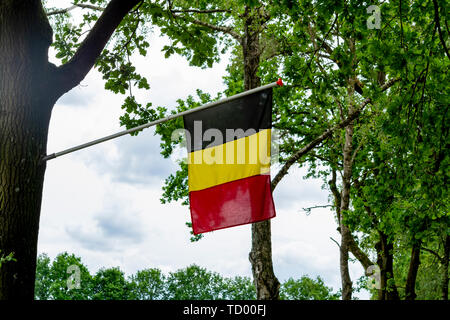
left=34, top=252, right=340, bottom=300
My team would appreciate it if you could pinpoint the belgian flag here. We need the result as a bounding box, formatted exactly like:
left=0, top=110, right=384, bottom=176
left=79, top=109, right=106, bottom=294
left=183, top=88, right=276, bottom=234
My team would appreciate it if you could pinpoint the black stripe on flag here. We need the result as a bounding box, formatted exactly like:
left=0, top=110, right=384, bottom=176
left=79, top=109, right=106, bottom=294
left=183, top=88, right=272, bottom=153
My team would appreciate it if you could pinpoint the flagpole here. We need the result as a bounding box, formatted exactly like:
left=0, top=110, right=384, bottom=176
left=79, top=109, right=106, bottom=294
left=42, top=78, right=283, bottom=161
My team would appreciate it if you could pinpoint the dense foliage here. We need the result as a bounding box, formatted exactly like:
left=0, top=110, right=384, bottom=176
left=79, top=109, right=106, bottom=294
left=41, top=0, right=449, bottom=300
left=34, top=253, right=339, bottom=300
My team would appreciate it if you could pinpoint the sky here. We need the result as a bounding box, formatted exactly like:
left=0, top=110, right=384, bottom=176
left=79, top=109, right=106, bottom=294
left=38, top=2, right=370, bottom=299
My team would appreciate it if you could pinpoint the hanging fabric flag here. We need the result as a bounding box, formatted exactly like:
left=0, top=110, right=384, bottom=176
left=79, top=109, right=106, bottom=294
left=183, top=88, right=276, bottom=234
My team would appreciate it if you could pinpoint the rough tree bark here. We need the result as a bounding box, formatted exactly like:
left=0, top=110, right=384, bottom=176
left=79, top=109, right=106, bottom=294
left=330, top=171, right=375, bottom=276
left=405, top=240, right=422, bottom=300
left=375, top=231, right=399, bottom=300
left=243, top=6, right=280, bottom=300
left=0, top=0, right=141, bottom=299
left=339, top=122, right=354, bottom=300
left=338, top=70, right=358, bottom=300
left=442, top=235, right=449, bottom=300
left=0, top=0, right=56, bottom=300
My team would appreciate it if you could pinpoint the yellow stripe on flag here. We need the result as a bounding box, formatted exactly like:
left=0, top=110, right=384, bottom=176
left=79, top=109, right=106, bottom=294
left=188, top=129, right=271, bottom=191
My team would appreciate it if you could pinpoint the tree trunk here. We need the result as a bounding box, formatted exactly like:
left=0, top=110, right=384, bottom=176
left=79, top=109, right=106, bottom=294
left=376, top=231, right=399, bottom=300
left=405, top=241, right=421, bottom=300
left=339, top=173, right=353, bottom=301
left=441, top=235, right=449, bottom=300
left=0, top=0, right=142, bottom=300
left=243, top=6, right=279, bottom=300
left=338, top=76, right=357, bottom=300
left=0, top=0, right=57, bottom=299
left=331, top=170, right=375, bottom=299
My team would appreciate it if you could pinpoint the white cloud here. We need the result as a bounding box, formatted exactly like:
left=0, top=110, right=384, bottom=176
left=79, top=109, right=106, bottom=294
left=37, top=16, right=370, bottom=299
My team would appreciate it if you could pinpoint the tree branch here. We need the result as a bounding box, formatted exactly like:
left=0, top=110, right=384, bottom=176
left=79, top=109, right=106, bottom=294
left=432, top=0, right=450, bottom=60
left=72, top=3, right=105, bottom=11
left=302, top=204, right=332, bottom=215
left=350, top=139, right=364, bottom=166
left=47, top=5, right=76, bottom=16
left=308, top=15, right=338, bottom=59
left=421, top=247, right=443, bottom=262
left=309, top=151, right=342, bottom=167
left=348, top=236, right=374, bottom=274
left=47, top=3, right=105, bottom=16
left=328, top=169, right=341, bottom=220
left=170, top=12, right=242, bottom=43
left=54, top=0, right=141, bottom=97
left=330, top=237, right=341, bottom=248
left=171, top=9, right=232, bottom=14
left=191, top=18, right=242, bottom=43
left=329, top=169, right=374, bottom=274
left=306, top=16, right=364, bottom=95
left=271, top=77, right=400, bottom=191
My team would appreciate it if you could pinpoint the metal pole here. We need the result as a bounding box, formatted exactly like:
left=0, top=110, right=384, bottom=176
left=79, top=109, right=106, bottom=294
left=42, top=79, right=283, bottom=161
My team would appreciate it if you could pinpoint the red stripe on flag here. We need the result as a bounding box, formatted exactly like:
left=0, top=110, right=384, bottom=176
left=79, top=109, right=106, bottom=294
left=189, top=174, right=276, bottom=234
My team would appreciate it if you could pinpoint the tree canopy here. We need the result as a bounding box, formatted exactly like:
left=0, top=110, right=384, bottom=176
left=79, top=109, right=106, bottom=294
left=34, top=252, right=340, bottom=300
left=0, top=0, right=448, bottom=300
